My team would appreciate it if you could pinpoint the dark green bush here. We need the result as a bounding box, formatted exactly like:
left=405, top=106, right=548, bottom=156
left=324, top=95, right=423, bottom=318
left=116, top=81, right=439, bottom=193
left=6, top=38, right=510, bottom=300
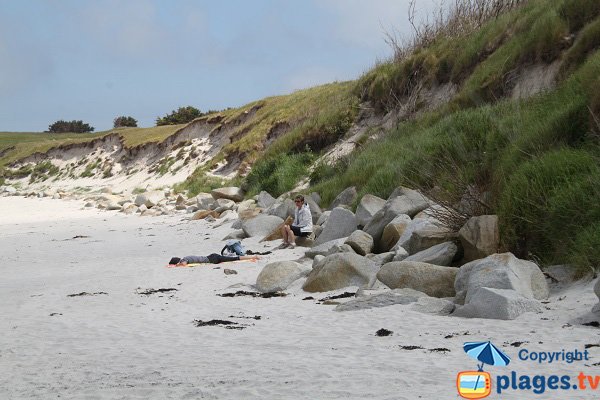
left=559, top=0, right=600, bottom=32
left=113, top=116, right=138, bottom=128
left=48, top=120, right=94, bottom=133
left=156, top=106, right=203, bottom=126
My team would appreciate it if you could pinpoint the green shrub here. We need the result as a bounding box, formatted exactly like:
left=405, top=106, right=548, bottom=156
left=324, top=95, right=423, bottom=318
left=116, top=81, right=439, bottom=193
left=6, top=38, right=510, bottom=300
left=175, top=171, right=234, bottom=197
left=561, top=17, right=600, bottom=76
left=156, top=106, right=203, bottom=126
left=558, top=0, right=600, bottom=32
left=498, top=148, right=599, bottom=261
left=244, top=152, right=315, bottom=197
left=113, top=116, right=138, bottom=128
left=48, top=120, right=94, bottom=133
left=568, top=222, right=600, bottom=272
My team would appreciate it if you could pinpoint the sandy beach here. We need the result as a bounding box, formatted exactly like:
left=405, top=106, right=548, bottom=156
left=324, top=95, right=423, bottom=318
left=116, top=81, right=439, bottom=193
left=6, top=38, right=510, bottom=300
left=1, top=196, right=599, bottom=400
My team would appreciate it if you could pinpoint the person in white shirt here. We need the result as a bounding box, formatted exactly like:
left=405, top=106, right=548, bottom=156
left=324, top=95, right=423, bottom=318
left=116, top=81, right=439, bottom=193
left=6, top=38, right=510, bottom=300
left=280, top=194, right=313, bottom=249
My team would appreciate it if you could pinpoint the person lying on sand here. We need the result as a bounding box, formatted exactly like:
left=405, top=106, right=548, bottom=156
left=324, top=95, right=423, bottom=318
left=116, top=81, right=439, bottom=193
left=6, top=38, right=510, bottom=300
left=169, top=254, right=260, bottom=266
left=279, top=194, right=313, bottom=249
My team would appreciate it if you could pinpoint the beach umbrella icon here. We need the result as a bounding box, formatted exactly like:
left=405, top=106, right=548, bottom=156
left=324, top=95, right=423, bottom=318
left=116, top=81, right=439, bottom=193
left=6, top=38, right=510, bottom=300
left=463, top=341, right=511, bottom=371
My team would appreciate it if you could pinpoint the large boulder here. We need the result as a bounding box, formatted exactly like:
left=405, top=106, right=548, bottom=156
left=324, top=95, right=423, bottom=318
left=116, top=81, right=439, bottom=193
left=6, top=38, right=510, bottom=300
left=404, top=241, right=458, bottom=266
left=394, top=218, right=456, bottom=254
left=459, top=215, right=499, bottom=262
left=380, top=214, right=412, bottom=251
left=196, top=193, right=215, bottom=210
left=211, top=187, right=245, bottom=202
left=454, top=252, right=549, bottom=304
left=334, top=288, right=428, bottom=312
left=363, top=189, right=429, bottom=248
left=256, top=191, right=276, bottom=208
left=236, top=199, right=256, bottom=214
left=214, top=198, right=236, bottom=213
left=305, top=196, right=322, bottom=224
left=410, top=297, right=455, bottom=315
left=256, top=261, right=312, bottom=293
left=303, top=253, right=379, bottom=292
left=366, top=252, right=396, bottom=266
left=325, top=243, right=355, bottom=256
left=377, top=261, right=458, bottom=298
left=242, top=214, right=284, bottom=237
left=260, top=216, right=293, bottom=242
left=266, top=199, right=296, bottom=220
left=331, top=186, right=358, bottom=209
left=313, top=207, right=357, bottom=246
left=593, top=279, right=600, bottom=314
left=134, top=190, right=165, bottom=208
left=316, top=211, right=331, bottom=226
left=355, top=194, right=386, bottom=228
left=305, top=238, right=347, bottom=258
left=453, top=287, right=542, bottom=320
left=345, top=230, right=374, bottom=256
left=192, top=210, right=220, bottom=220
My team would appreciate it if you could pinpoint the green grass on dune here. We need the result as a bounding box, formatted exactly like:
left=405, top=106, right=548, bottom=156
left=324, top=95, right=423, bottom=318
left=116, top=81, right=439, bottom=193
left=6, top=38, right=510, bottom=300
left=311, top=49, right=600, bottom=270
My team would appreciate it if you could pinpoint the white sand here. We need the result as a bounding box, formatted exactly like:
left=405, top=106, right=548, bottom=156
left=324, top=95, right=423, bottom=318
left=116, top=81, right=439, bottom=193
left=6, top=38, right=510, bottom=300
left=1, top=197, right=599, bottom=399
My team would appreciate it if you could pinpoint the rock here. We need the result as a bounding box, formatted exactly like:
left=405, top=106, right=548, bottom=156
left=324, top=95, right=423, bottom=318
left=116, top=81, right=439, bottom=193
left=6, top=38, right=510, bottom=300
left=303, top=253, right=380, bottom=292
left=106, top=201, right=121, bottom=211
left=256, top=261, right=312, bottom=293
left=310, top=192, right=321, bottom=206
left=122, top=204, right=138, bottom=215
left=4, top=186, right=17, bottom=194
left=345, top=230, right=374, bottom=256
left=84, top=202, right=94, bottom=208
left=335, top=288, right=428, bottom=311
left=364, top=190, right=429, bottom=248
left=595, top=278, right=600, bottom=300
left=394, top=218, right=455, bottom=254
left=365, top=252, right=395, bottom=266
left=211, top=187, right=245, bottom=202
left=236, top=199, right=256, bottom=214
left=256, top=191, right=276, bottom=208
left=205, top=215, right=216, bottom=222
left=392, top=246, right=409, bottom=261
left=410, top=297, right=455, bottom=315
left=380, top=214, right=411, bottom=251
left=186, top=206, right=198, bottom=213
left=459, top=215, right=499, bottom=262
left=295, top=237, right=315, bottom=248
left=196, top=193, right=215, bottom=210
left=134, top=190, right=165, bottom=208
left=313, top=225, right=323, bottom=239
left=377, top=261, right=458, bottom=298
left=266, top=199, right=296, bottom=219
left=137, top=204, right=148, bottom=213
left=404, top=241, right=458, bottom=266
left=331, top=186, right=357, bottom=209
left=316, top=211, right=331, bottom=226
left=223, top=269, right=238, bottom=275
left=219, top=210, right=238, bottom=221
left=305, top=238, right=347, bottom=258
left=455, top=253, right=549, bottom=305
left=214, top=198, right=236, bottom=213
left=260, top=216, right=293, bottom=242
left=238, top=208, right=262, bottom=221
left=387, top=186, right=429, bottom=204
left=305, top=196, right=322, bottom=224
left=544, top=265, right=594, bottom=287
left=191, top=210, right=220, bottom=220
left=325, top=243, right=355, bottom=256
left=223, top=230, right=247, bottom=240
left=242, top=214, right=284, bottom=237
left=355, top=194, right=386, bottom=228
left=453, top=287, right=542, bottom=320
left=313, top=207, right=357, bottom=246
left=175, top=194, right=186, bottom=206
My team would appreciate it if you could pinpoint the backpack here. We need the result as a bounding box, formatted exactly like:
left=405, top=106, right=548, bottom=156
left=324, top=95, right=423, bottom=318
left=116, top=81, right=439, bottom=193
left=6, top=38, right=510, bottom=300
left=221, top=240, right=246, bottom=256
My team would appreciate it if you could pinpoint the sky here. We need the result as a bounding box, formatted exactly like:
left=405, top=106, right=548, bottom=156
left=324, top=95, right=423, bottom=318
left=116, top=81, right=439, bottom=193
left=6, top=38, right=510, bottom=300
left=0, top=0, right=438, bottom=132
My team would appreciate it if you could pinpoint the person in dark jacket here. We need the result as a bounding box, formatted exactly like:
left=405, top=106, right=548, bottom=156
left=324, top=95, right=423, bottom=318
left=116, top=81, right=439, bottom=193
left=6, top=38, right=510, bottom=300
left=169, top=254, right=259, bottom=266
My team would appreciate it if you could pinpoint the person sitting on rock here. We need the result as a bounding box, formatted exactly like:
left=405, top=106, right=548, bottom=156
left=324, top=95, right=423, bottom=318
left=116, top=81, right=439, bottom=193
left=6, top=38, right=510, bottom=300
left=280, top=194, right=313, bottom=249
left=169, top=254, right=260, bottom=266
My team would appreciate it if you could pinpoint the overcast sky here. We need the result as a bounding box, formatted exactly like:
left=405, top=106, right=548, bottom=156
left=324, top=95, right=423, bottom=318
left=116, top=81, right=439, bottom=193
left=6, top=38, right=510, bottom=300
left=0, top=0, right=438, bottom=132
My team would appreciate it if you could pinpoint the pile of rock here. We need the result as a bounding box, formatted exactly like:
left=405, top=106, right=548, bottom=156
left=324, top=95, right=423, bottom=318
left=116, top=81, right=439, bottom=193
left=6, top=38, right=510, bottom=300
left=250, top=185, right=557, bottom=321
